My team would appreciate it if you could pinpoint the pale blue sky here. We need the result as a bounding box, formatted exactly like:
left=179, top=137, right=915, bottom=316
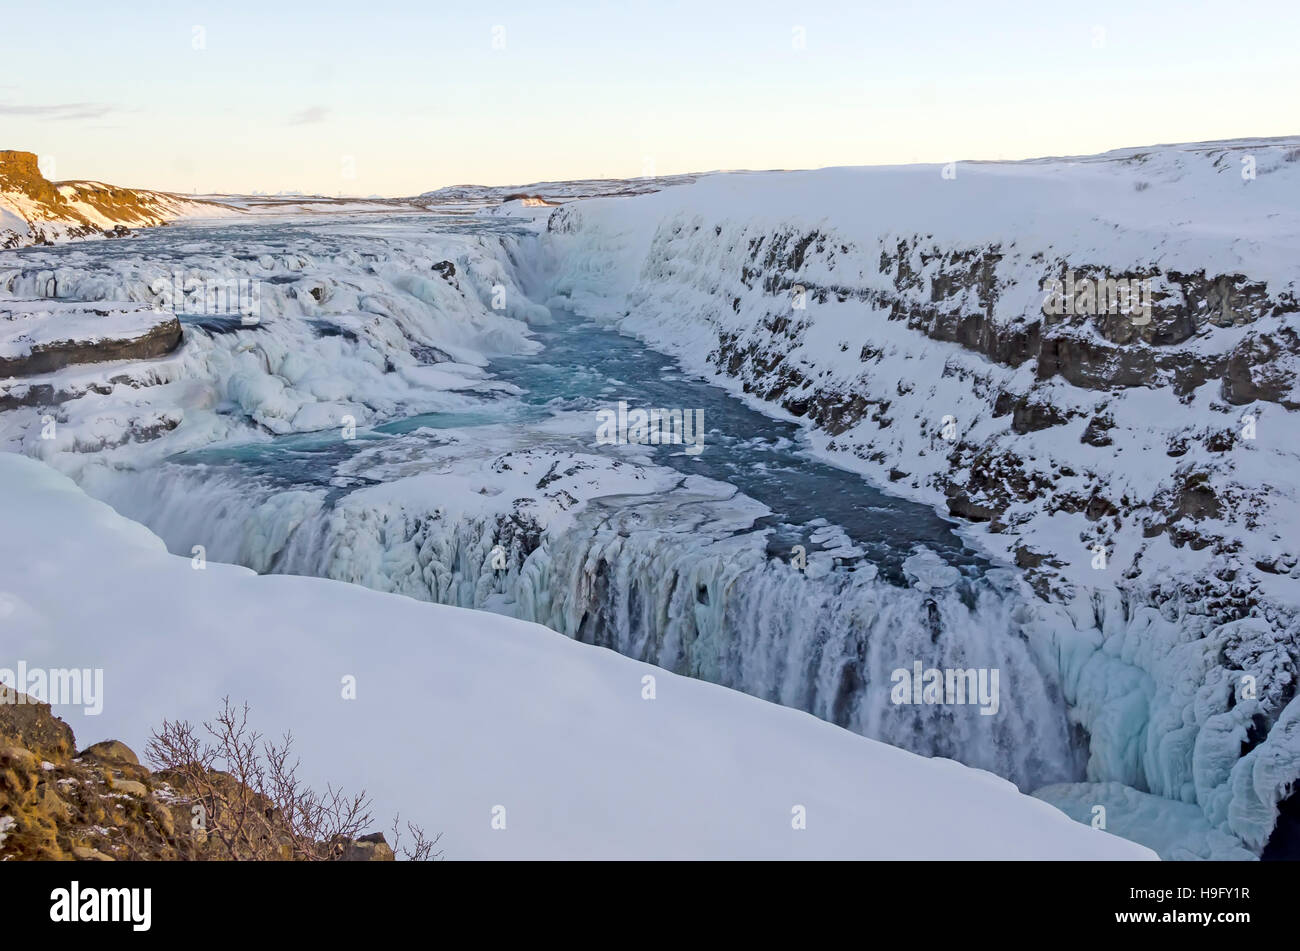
left=3, top=0, right=1296, bottom=195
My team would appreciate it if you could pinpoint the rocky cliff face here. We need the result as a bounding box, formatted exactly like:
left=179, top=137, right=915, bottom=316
left=690, top=227, right=1300, bottom=602
left=544, top=138, right=1300, bottom=858
left=0, top=150, right=235, bottom=248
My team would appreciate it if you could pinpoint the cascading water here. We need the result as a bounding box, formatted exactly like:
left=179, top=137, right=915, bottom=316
left=74, top=278, right=1087, bottom=792
left=84, top=452, right=1080, bottom=790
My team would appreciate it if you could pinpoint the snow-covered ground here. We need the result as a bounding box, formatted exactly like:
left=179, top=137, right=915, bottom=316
left=414, top=172, right=711, bottom=208
left=0, top=451, right=1152, bottom=859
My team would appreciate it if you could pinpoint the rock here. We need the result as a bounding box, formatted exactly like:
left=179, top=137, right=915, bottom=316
left=1174, top=471, right=1222, bottom=521
left=35, top=781, right=72, bottom=820
left=1081, top=414, right=1115, bottom=447
left=79, top=739, right=140, bottom=767
left=1011, top=397, right=1069, bottom=434
left=148, top=800, right=176, bottom=837
left=82, top=740, right=150, bottom=783
left=338, top=832, right=396, bottom=861
left=945, top=487, right=1000, bottom=522
left=0, top=744, right=39, bottom=775
left=1204, top=428, right=1235, bottom=452
left=71, top=845, right=115, bottom=861
left=0, top=300, right=183, bottom=378
left=0, top=688, right=76, bottom=762
left=0, top=150, right=233, bottom=249
left=1222, top=331, right=1300, bottom=409
left=1014, top=546, right=1064, bottom=573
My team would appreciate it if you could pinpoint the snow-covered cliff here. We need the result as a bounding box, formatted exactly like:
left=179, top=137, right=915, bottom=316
left=0, top=150, right=237, bottom=248
left=543, top=138, right=1300, bottom=859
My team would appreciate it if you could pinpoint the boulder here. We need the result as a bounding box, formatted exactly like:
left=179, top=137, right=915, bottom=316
left=79, top=739, right=141, bottom=767
left=0, top=300, right=182, bottom=378
left=0, top=687, right=76, bottom=762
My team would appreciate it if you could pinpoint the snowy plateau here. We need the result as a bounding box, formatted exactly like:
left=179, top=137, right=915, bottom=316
left=2, top=137, right=1298, bottom=860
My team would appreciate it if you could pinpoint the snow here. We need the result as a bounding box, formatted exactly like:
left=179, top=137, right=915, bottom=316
left=0, top=300, right=170, bottom=362
left=0, top=206, right=28, bottom=246
left=0, top=451, right=1152, bottom=859
left=416, top=172, right=710, bottom=207
left=902, top=549, right=964, bottom=590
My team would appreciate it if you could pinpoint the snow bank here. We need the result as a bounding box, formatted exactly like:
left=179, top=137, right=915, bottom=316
left=0, top=451, right=1152, bottom=859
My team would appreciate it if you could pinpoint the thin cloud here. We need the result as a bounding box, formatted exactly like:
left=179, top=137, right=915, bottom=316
left=0, top=102, right=116, bottom=120
left=288, top=106, right=330, bottom=125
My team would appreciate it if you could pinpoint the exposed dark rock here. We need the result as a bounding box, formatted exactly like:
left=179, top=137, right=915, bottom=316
left=1010, top=397, right=1070, bottom=434
left=1081, top=414, right=1115, bottom=446
left=0, top=312, right=182, bottom=378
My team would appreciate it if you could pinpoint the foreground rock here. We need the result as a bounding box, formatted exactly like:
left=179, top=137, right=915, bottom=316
left=0, top=687, right=395, bottom=861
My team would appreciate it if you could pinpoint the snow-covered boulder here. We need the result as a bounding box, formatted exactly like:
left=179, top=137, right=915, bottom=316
left=0, top=300, right=181, bottom=378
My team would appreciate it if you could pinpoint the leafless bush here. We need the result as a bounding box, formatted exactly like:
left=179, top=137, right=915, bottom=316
left=147, top=697, right=434, bottom=860
left=389, top=813, right=444, bottom=861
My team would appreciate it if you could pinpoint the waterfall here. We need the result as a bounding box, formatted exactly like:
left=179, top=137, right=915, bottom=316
left=82, top=460, right=1083, bottom=791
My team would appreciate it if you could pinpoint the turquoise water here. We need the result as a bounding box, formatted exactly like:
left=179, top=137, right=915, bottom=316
left=169, top=306, right=986, bottom=585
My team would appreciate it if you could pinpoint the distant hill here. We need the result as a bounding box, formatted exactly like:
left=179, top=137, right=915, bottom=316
left=0, top=150, right=238, bottom=248
left=414, top=172, right=712, bottom=207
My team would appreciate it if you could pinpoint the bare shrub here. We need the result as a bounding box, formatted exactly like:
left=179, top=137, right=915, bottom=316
left=148, top=697, right=435, bottom=860
left=389, top=812, right=444, bottom=861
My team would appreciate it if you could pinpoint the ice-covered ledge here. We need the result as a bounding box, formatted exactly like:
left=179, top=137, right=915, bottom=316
left=0, top=299, right=181, bottom=378
left=0, top=451, right=1153, bottom=860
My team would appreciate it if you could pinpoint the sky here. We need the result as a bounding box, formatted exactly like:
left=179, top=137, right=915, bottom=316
left=2, top=0, right=1297, bottom=196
